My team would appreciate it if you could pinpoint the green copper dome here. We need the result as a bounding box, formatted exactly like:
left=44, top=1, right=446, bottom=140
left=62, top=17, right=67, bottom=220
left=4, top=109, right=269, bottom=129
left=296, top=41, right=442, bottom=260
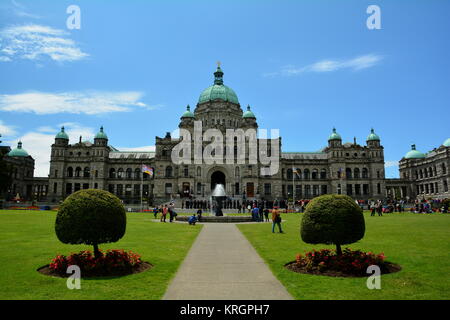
left=405, top=144, right=426, bottom=159
left=7, top=141, right=29, bottom=157
left=367, top=128, right=380, bottom=141
left=55, top=126, right=69, bottom=140
left=198, top=66, right=239, bottom=105
left=95, top=126, right=108, bottom=139
left=443, top=138, right=450, bottom=147
left=242, top=105, right=256, bottom=119
left=181, top=105, right=195, bottom=118
left=328, top=128, right=342, bottom=140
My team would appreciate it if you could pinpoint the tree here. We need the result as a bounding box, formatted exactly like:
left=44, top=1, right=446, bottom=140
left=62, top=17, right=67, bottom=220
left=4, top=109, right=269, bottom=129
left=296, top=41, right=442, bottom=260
left=55, top=189, right=126, bottom=258
left=300, top=194, right=365, bottom=255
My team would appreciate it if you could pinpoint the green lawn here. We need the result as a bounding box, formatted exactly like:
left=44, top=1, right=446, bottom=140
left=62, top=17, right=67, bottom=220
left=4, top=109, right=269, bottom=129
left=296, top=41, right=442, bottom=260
left=0, top=210, right=201, bottom=300
left=237, top=211, right=450, bottom=300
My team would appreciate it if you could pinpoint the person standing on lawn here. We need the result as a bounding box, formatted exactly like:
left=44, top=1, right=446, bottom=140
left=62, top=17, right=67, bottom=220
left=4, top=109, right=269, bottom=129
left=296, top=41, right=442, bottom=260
left=153, top=206, right=158, bottom=219
left=271, top=206, right=283, bottom=233
left=264, top=208, right=270, bottom=222
left=161, top=204, right=168, bottom=222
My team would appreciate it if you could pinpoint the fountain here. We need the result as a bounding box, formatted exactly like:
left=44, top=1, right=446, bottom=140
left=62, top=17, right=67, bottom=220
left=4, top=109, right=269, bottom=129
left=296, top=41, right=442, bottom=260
left=211, top=184, right=226, bottom=216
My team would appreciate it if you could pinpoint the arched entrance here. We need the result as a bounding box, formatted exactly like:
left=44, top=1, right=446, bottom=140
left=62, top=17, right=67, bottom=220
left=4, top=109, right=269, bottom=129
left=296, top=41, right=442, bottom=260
left=211, top=171, right=226, bottom=191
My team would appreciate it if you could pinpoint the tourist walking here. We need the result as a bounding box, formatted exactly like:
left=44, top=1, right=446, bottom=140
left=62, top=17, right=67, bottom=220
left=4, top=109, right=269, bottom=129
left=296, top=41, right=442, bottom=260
left=264, top=208, right=270, bottom=222
left=161, top=205, right=168, bottom=222
left=271, top=206, right=283, bottom=233
left=153, top=207, right=158, bottom=219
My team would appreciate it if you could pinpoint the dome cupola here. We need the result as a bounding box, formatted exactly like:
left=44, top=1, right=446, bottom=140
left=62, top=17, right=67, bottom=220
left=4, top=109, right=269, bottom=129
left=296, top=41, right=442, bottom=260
left=7, top=141, right=29, bottom=157
left=443, top=138, right=450, bottom=147
left=328, top=128, right=342, bottom=141
left=55, top=126, right=69, bottom=140
left=404, top=144, right=426, bottom=159
left=242, top=105, right=256, bottom=119
left=367, top=128, right=380, bottom=141
left=95, top=126, right=108, bottom=140
left=198, top=64, right=239, bottom=105
left=181, top=105, right=195, bottom=118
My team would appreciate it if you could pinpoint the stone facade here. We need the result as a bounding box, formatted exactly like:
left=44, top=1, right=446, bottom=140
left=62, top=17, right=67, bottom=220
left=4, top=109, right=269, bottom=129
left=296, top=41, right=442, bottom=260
left=46, top=66, right=387, bottom=205
left=398, top=143, right=450, bottom=200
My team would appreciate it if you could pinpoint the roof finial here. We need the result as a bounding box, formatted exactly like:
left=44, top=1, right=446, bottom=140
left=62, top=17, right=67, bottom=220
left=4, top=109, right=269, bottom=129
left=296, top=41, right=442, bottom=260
left=18, top=141, right=22, bottom=148
left=79, top=136, right=82, bottom=143
left=412, top=144, right=416, bottom=150
left=187, top=105, right=190, bottom=111
left=100, top=126, right=104, bottom=132
left=217, top=61, right=221, bottom=68
left=247, top=105, right=251, bottom=111
left=214, top=62, right=224, bottom=85
left=61, top=126, right=65, bottom=132
left=332, top=127, right=336, bottom=133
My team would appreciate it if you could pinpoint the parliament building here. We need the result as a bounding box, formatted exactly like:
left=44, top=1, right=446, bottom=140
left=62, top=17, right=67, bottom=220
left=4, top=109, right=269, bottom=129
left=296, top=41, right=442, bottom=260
left=2, top=66, right=449, bottom=206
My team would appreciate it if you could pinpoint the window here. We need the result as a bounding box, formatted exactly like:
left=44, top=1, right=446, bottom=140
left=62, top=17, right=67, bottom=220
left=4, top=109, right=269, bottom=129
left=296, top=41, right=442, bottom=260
left=53, top=182, right=57, bottom=193
left=184, top=166, right=189, bottom=177
left=109, top=168, right=116, bottom=178
left=235, top=166, right=239, bottom=178
left=67, top=167, right=73, bottom=177
left=74, top=183, right=81, bottom=192
left=303, top=169, right=310, bottom=180
left=321, top=185, right=327, bottom=195
left=134, top=185, right=140, bottom=196
left=347, top=184, right=353, bottom=196
left=54, top=170, right=58, bottom=178
left=197, top=182, right=202, bottom=194
left=320, top=169, right=327, bottom=179
left=296, top=185, right=302, bottom=197
left=83, top=183, right=89, bottom=189
left=264, top=183, right=271, bottom=195
left=442, top=163, right=447, bottom=175
left=126, top=168, right=132, bottom=179
left=354, top=168, right=360, bottom=179
left=346, top=168, right=352, bottom=179
left=287, top=168, right=293, bottom=180
left=135, top=168, right=141, bottom=179
left=165, top=183, right=172, bottom=194
left=363, top=184, right=369, bottom=195
left=197, top=167, right=202, bottom=177
left=117, top=168, right=124, bottom=179
left=108, top=184, right=114, bottom=193
left=83, top=167, right=90, bottom=178
left=66, top=183, right=72, bottom=195
left=355, top=184, right=361, bottom=195
left=312, top=169, right=318, bottom=180
left=125, top=184, right=132, bottom=196
left=75, top=167, right=81, bottom=177
left=165, top=166, right=173, bottom=178
left=362, top=168, right=369, bottom=179
left=117, top=185, right=123, bottom=196
left=377, top=183, right=381, bottom=194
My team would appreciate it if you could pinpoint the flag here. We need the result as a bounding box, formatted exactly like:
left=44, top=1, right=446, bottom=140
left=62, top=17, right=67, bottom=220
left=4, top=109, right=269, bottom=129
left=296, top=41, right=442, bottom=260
left=142, top=165, right=153, bottom=177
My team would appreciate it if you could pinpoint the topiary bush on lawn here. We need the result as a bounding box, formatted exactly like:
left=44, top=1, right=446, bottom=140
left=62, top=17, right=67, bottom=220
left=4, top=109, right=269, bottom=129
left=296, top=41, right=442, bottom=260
left=55, top=189, right=126, bottom=258
left=301, top=194, right=365, bottom=255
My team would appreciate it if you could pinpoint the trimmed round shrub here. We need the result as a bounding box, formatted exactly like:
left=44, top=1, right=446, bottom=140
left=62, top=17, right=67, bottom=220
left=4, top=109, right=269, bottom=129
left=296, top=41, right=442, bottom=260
left=301, top=194, right=365, bottom=255
left=55, top=189, right=126, bottom=257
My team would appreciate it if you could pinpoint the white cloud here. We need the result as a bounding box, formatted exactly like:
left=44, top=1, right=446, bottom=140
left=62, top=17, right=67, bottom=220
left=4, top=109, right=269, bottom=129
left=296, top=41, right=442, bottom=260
left=385, top=160, right=399, bottom=168
left=6, top=123, right=95, bottom=177
left=0, top=91, right=154, bottom=115
left=0, top=23, right=88, bottom=62
left=264, top=54, right=383, bottom=77
left=11, top=0, right=41, bottom=19
left=0, top=120, right=17, bottom=137
left=118, top=146, right=156, bottom=152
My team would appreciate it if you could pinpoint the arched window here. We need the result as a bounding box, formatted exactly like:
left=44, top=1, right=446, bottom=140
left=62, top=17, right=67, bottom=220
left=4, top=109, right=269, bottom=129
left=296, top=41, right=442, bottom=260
left=75, top=167, right=82, bottom=177
left=312, top=169, right=319, bottom=180
left=135, top=168, right=141, bottom=179
left=67, top=167, right=73, bottom=177
left=362, top=168, right=369, bottom=179
left=165, top=166, right=173, bottom=178
left=126, top=168, right=132, bottom=179
left=320, top=169, right=327, bottom=179
left=197, top=167, right=201, bottom=177
left=117, top=168, right=124, bottom=179
left=287, top=168, right=293, bottom=180
left=304, top=169, right=310, bottom=180
left=109, top=168, right=116, bottom=178
left=83, top=167, right=90, bottom=178
left=294, top=169, right=301, bottom=180
left=346, top=168, right=352, bottom=179
left=354, top=168, right=360, bottom=179
left=235, top=167, right=239, bottom=178
left=424, top=169, right=428, bottom=178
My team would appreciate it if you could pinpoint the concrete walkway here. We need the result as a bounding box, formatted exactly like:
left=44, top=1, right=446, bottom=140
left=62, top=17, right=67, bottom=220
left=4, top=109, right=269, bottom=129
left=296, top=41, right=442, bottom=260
left=163, top=223, right=293, bottom=300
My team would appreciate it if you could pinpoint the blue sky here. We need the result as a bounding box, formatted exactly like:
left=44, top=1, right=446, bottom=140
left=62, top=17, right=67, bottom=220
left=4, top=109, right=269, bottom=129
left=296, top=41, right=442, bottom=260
left=0, top=0, right=449, bottom=177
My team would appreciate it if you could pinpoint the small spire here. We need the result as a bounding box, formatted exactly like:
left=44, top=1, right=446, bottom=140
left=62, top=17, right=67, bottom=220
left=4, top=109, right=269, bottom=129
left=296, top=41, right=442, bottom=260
left=247, top=105, right=251, bottom=111
left=412, top=144, right=416, bottom=150
left=354, top=137, right=357, bottom=144
left=61, top=126, right=65, bottom=132
left=371, top=128, right=375, bottom=133
left=187, top=105, right=190, bottom=111
left=100, top=126, right=104, bottom=132
left=79, top=136, right=82, bottom=143
left=18, top=141, right=22, bottom=148
left=332, top=127, right=337, bottom=133
left=214, top=63, right=224, bottom=85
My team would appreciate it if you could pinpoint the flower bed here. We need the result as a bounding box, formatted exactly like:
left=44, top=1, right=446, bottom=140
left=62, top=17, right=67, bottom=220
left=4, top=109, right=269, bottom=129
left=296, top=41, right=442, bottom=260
left=286, top=248, right=401, bottom=277
left=38, top=249, right=151, bottom=278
